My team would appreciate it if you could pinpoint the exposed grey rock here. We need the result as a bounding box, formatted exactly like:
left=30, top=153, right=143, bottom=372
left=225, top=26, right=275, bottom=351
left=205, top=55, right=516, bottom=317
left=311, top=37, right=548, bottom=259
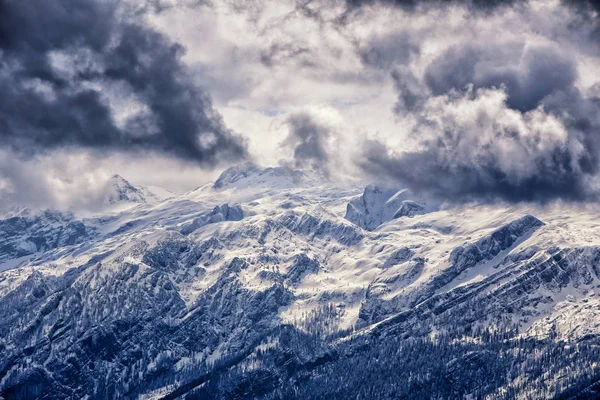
left=345, top=185, right=429, bottom=230
left=287, top=253, right=321, bottom=284
left=181, top=204, right=244, bottom=235
left=382, top=247, right=414, bottom=269
left=0, top=211, right=95, bottom=263
left=393, top=200, right=425, bottom=218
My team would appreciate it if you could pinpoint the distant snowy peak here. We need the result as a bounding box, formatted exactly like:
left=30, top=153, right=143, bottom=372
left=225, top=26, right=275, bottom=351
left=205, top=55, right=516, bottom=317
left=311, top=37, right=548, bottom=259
left=106, top=174, right=163, bottom=205
left=345, top=185, right=434, bottom=230
left=212, top=162, right=319, bottom=190
left=213, top=162, right=262, bottom=188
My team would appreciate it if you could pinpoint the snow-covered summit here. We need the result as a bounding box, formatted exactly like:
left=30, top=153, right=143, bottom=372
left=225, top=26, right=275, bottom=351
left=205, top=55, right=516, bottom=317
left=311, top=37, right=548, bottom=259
left=104, top=174, right=174, bottom=206
left=106, top=174, right=150, bottom=204
left=213, top=162, right=320, bottom=190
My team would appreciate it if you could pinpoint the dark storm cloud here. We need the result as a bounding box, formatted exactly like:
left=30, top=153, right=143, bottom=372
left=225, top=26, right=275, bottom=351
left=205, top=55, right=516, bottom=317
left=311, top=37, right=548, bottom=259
left=424, top=44, right=578, bottom=112
left=391, top=67, right=424, bottom=113
left=364, top=40, right=600, bottom=202
left=565, top=0, right=600, bottom=15
left=358, top=31, right=418, bottom=70
left=280, top=113, right=332, bottom=174
left=341, top=0, right=600, bottom=202
left=361, top=133, right=598, bottom=202
left=344, top=0, right=517, bottom=12
left=360, top=79, right=600, bottom=201
left=0, top=0, right=247, bottom=166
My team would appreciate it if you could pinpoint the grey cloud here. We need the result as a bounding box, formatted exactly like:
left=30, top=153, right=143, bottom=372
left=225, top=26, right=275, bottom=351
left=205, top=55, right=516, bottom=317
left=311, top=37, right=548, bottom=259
left=355, top=7, right=600, bottom=203
left=360, top=83, right=600, bottom=202
left=565, top=0, right=600, bottom=45
left=343, top=0, right=600, bottom=17
left=0, top=0, right=247, bottom=166
left=358, top=31, right=418, bottom=70
left=342, top=0, right=600, bottom=45
left=259, top=43, right=314, bottom=68
left=344, top=0, right=518, bottom=13
left=565, top=0, right=600, bottom=18
left=542, top=87, right=600, bottom=166
left=391, top=67, right=424, bottom=113
left=361, top=137, right=596, bottom=203
left=424, top=44, right=578, bottom=112
left=0, top=152, right=105, bottom=212
left=280, top=113, right=332, bottom=174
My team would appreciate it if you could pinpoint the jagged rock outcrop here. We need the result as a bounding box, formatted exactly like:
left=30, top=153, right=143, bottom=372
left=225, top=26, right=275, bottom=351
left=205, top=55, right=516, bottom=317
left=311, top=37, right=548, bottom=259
left=280, top=212, right=364, bottom=246
left=181, top=204, right=244, bottom=235
left=345, top=185, right=429, bottom=230
left=0, top=211, right=94, bottom=264
left=286, top=253, right=321, bottom=284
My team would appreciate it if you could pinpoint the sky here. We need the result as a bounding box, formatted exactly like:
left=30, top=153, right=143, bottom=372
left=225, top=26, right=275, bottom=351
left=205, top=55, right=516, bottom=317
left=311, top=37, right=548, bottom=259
left=0, top=0, right=599, bottom=210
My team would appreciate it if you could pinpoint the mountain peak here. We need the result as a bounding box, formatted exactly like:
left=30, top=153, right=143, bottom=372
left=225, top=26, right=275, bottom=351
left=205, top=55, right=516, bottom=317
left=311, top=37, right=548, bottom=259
left=110, top=174, right=128, bottom=183
left=213, top=162, right=262, bottom=189
left=106, top=175, right=148, bottom=204
left=213, top=162, right=315, bottom=190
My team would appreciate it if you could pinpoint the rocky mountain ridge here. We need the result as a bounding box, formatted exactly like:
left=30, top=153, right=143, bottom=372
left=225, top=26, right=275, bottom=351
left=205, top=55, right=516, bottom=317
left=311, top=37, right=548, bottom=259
left=0, top=164, right=600, bottom=399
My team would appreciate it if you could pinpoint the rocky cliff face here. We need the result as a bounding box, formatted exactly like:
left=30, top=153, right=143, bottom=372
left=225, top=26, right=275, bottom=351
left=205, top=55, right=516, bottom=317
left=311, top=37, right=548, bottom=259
left=0, top=210, right=94, bottom=266
left=1, top=164, right=600, bottom=399
left=180, top=204, right=244, bottom=235
left=344, top=185, right=431, bottom=230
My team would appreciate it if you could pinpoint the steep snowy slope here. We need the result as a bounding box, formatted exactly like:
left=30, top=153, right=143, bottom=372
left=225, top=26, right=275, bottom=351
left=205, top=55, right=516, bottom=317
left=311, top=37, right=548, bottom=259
left=2, top=164, right=600, bottom=399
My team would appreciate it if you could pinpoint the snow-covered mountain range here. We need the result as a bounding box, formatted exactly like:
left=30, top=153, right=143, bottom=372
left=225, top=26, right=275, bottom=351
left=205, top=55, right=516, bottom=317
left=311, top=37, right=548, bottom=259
left=2, top=163, right=600, bottom=399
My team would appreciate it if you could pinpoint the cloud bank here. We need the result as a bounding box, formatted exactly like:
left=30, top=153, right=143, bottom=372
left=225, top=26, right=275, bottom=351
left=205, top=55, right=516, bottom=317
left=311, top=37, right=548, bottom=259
left=280, top=112, right=335, bottom=175
left=2, top=0, right=600, bottom=209
left=0, top=0, right=247, bottom=165
left=348, top=0, right=600, bottom=201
